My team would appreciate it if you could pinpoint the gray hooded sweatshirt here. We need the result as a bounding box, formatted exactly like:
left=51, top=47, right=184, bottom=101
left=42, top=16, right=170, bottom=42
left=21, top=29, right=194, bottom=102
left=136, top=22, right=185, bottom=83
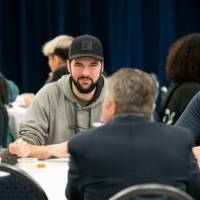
left=19, top=75, right=105, bottom=145
left=1, top=75, right=105, bottom=164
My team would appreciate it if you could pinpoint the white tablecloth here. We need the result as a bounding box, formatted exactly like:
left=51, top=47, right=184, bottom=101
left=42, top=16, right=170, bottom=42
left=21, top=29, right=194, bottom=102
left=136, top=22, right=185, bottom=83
left=16, top=158, right=69, bottom=200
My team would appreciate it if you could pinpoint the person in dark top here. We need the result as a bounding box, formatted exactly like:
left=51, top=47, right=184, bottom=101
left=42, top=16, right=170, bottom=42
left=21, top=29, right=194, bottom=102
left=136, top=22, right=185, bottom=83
left=160, top=33, right=200, bottom=124
left=42, top=35, right=74, bottom=84
left=0, top=72, right=19, bottom=103
left=0, top=76, right=9, bottom=147
left=175, top=92, right=200, bottom=165
left=176, top=92, right=200, bottom=145
left=66, top=68, right=200, bottom=200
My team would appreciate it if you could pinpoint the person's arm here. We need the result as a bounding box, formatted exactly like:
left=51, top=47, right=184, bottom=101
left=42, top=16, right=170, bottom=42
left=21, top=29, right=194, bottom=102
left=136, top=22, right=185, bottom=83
left=8, top=138, right=69, bottom=160
left=176, top=92, right=200, bottom=142
left=27, top=141, right=69, bottom=159
left=19, top=85, right=53, bottom=146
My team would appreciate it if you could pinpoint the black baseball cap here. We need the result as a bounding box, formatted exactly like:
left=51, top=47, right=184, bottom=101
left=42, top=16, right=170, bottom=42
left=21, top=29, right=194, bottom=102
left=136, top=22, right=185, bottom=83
left=68, top=35, right=104, bottom=61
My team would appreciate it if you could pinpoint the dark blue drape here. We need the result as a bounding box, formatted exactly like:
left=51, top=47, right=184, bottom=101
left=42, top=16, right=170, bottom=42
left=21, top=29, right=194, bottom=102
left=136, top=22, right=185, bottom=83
left=0, top=0, right=200, bottom=93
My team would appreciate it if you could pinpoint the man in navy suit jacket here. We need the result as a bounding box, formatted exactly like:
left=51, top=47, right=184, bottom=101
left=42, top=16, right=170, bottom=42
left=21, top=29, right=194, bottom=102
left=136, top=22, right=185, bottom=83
left=66, top=68, right=200, bottom=200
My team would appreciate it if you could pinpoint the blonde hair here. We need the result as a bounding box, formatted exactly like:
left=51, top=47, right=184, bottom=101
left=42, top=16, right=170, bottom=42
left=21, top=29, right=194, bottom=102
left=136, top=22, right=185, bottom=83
left=42, top=35, right=74, bottom=57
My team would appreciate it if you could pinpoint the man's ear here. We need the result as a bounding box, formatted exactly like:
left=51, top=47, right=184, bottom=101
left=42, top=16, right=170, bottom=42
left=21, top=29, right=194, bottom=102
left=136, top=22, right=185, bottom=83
left=110, top=99, right=118, bottom=116
left=150, top=103, right=156, bottom=118
left=152, top=103, right=156, bottom=113
left=54, top=55, right=60, bottom=64
left=67, top=60, right=71, bottom=73
left=101, top=62, right=104, bottom=74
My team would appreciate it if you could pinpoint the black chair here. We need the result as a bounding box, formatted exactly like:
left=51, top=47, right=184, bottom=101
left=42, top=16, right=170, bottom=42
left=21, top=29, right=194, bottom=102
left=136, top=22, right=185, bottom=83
left=109, top=183, right=194, bottom=200
left=0, top=163, right=48, bottom=200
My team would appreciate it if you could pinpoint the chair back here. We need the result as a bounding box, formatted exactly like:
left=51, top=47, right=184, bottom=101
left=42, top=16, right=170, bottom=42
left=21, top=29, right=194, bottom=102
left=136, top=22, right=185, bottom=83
left=109, top=183, right=194, bottom=200
left=0, top=163, right=48, bottom=200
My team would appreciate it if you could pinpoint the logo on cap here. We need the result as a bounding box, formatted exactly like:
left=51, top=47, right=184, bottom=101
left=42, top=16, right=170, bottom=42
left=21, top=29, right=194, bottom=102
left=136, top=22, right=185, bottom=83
left=81, top=40, right=93, bottom=50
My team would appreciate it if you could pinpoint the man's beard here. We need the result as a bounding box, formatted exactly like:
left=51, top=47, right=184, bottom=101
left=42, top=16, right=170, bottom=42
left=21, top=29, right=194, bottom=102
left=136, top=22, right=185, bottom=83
left=71, top=76, right=98, bottom=94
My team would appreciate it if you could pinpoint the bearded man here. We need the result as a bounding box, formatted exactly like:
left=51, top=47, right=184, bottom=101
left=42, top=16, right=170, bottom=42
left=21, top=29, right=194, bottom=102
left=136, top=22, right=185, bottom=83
left=3, top=35, right=105, bottom=163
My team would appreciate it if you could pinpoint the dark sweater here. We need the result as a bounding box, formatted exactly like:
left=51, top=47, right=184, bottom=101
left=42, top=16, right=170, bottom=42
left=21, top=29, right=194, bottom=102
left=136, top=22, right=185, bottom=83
left=160, top=82, right=200, bottom=124
left=176, top=91, right=200, bottom=145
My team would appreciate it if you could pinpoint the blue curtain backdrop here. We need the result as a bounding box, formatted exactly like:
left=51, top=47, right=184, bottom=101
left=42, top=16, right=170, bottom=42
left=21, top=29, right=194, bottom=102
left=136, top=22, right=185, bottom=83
left=0, top=0, right=200, bottom=93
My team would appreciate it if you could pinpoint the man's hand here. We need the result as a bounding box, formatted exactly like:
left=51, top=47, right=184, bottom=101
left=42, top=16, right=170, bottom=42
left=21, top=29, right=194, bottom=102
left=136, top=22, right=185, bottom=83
left=8, top=139, right=31, bottom=158
left=8, top=139, right=69, bottom=160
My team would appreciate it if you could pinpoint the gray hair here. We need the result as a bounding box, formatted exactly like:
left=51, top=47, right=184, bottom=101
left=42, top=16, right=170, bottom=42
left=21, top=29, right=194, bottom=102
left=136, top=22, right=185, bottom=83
left=106, top=68, right=159, bottom=117
left=42, top=35, right=74, bottom=57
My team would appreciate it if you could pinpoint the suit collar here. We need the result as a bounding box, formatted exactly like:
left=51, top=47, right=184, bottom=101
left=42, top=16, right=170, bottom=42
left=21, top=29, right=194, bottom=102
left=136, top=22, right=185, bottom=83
left=108, top=114, right=151, bottom=124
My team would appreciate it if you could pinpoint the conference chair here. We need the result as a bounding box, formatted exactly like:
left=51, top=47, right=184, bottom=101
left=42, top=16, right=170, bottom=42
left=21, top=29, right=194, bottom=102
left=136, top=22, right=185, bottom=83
left=109, top=183, right=194, bottom=200
left=0, top=163, right=48, bottom=200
